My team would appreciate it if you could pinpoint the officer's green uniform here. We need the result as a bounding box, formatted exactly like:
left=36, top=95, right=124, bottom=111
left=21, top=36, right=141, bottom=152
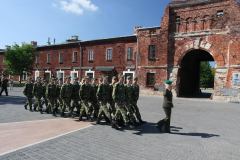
left=0, top=76, right=8, bottom=96
left=96, top=75, right=112, bottom=123
left=56, top=79, right=63, bottom=112
left=46, top=78, right=57, bottom=115
left=33, top=77, right=44, bottom=112
left=41, top=80, right=48, bottom=108
left=157, top=80, right=174, bottom=133
left=109, top=76, right=117, bottom=115
left=112, top=74, right=130, bottom=124
left=23, top=78, right=34, bottom=110
left=60, top=76, right=74, bottom=117
left=54, top=78, right=59, bottom=112
left=89, top=78, right=99, bottom=118
left=79, top=76, right=92, bottom=121
left=72, top=77, right=81, bottom=114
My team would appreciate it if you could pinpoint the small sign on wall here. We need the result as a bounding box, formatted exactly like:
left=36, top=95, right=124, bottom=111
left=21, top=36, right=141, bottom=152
left=232, top=73, right=240, bottom=85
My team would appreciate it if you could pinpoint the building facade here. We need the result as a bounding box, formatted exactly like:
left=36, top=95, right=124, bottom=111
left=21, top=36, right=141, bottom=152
left=1, top=0, right=240, bottom=102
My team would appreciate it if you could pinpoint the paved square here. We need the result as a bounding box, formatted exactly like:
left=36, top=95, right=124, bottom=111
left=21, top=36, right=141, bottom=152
left=0, top=87, right=240, bottom=159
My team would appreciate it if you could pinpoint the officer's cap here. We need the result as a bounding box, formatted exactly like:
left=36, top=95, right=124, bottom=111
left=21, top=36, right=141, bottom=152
left=43, top=80, right=47, bottom=82
left=165, top=80, right=172, bottom=85
left=84, top=76, right=90, bottom=79
left=118, top=73, right=124, bottom=78
left=112, top=76, right=117, bottom=80
left=92, top=78, right=97, bottom=81
left=102, top=74, right=108, bottom=78
left=98, top=78, right=103, bottom=81
left=133, top=77, right=138, bottom=80
left=58, top=78, right=63, bottom=80
left=74, top=77, right=78, bottom=80
left=65, top=76, right=71, bottom=79
left=127, top=76, right=132, bottom=79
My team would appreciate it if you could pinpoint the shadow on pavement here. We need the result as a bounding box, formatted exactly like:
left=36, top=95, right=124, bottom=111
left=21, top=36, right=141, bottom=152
left=173, top=132, right=220, bottom=138
left=0, top=96, right=26, bottom=105
left=180, top=92, right=212, bottom=99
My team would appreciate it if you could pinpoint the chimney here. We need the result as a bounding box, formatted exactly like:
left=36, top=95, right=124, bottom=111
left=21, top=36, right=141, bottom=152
left=71, top=35, right=78, bottom=41
left=54, top=38, right=56, bottom=44
left=31, top=41, right=37, bottom=46
left=134, top=26, right=142, bottom=34
left=5, top=45, right=11, bottom=49
left=47, top=37, right=51, bottom=45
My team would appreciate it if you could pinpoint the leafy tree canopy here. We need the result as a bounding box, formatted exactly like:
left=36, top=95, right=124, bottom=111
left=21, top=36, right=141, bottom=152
left=200, top=61, right=215, bottom=88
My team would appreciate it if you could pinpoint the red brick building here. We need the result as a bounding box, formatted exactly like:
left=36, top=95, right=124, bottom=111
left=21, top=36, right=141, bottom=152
left=1, top=0, right=240, bottom=102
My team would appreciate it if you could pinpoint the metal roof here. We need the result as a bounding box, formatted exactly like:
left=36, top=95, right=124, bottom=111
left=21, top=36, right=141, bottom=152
left=136, top=26, right=161, bottom=31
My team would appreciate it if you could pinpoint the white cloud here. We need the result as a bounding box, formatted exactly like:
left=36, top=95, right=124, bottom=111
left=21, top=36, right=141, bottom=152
left=59, top=0, right=98, bottom=15
left=52, top=3, right=57, bottom=7
left=60, top=1, right=83, bottom=14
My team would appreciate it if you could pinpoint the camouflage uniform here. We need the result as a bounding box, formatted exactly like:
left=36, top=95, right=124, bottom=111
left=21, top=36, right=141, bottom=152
left=56, top=82, right=63, bottom=112
left=109, top=77, right=117, bottom=115
left=46, top=79, right=57, bottom=114
left=72, top=78, right=81, bottom=114
left=96, top=78, right=112, bottom=121
left=0, top=76, right=8, bottom=96
left=60, top=77, right=73, bottom=117
left=23, top=78, right=34, bottom=110
left=131, top=83, right=142, bottom=120
left=124, top=83, right=137, bottom=122
left=89, top=80, right=99, bottom=117
left=33, top=79, right=44, bottom=112
left=54, top=78, right=59, bottom=112
left=41, top=81, right=48, bottom=108
left=79, top=77, right=92, bottom=121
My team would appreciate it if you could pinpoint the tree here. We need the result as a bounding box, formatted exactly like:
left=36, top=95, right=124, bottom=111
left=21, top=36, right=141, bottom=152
left=199, top=61, right=214, bottom=88
left=3, top=42, right=41, bottom=84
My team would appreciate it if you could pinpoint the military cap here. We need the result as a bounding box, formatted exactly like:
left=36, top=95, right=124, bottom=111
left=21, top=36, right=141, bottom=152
left=133, top=77, right=138, bottom=80
left=112, top=76, right=117, bottom=80
left=84, top=76, right=90, bottom=79
left=58, top=78, right=63, bottom=80
left=54, top=77, right=58, bottom=80
left=36, top=77, right=40, bottom=79
left=82, top=78, right=85, bottom=81
left=74, top=77, right=78, bottom=80
left=118, top=73, right=124, bottom=78
left=98, top=78, right=103, bottom=81
left=127, top=76, right=132, bottom=79
left=65, top=76, right=71, bottom=79
left=165, top=80, right=172, bottom=84
left=43, top=80, right=47, bottom=82
left=102, top=74, right=108, bottom=77
left=27, top=77, right=31, bottom=80
left=92, top=78, right=97, bottom=81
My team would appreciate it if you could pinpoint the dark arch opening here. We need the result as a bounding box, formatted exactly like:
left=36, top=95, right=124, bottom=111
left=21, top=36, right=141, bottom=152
left=178, top=49, right=214, bottom=98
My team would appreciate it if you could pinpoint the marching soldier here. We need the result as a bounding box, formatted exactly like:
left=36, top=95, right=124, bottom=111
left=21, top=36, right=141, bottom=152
left=33, top=77, right=44, bottom=114
left=54, top=78, right=59, bottom=112
left=112, top=73, right=134, bottom=129
left=89, top=78, right=99, bottom=118
left=131, top=77, right=147, bottom=124
left=0, top=75, right=8, bottom=96
left=96, top=75, right=113, bottom=124
left=79, top=76, right=93, bottom=122
left=23, top=77, right=34, bottom=111
left=109, top=76, right=117, bottom=115
left=72, top=77, right=81, bottom=115
left=98, top=77, right=103, bottom=85
left=60, top=76, right=74, bottom=118
left=41, top=80, right=48, bottom=109
left=46, top=78, right=57, bottom=116
left=157, top=80, right=174, bottom=134
left=56, top=78, right=63, bottom=113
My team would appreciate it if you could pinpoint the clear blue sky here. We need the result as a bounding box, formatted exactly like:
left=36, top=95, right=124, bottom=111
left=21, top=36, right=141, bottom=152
left=1, top=0, right=239, bottom=66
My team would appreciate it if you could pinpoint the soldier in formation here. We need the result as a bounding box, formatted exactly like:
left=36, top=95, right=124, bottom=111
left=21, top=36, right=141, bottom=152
left=56, top=78, right=63, bottom=113
left=89, top=78, right=99, bottom=118
left=46, top=77, right=57, bottom=116
left=0, top=75, right=8, bottom=96
left=72, top=77, right=81, bottom=115
left=23, top=77, right=34, bottom=111
left=41, top=80, right=48, bottom=108
left=33, top=77, right=44, bottom=114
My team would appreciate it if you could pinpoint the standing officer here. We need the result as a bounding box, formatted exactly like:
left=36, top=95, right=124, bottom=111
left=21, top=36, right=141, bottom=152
left=56, top=78, right=63, bottom=113
left=41, top=80, right=48, bottom=109
left=33, top=77, right=44, bottom=114
left=89, top=78, right=99, bottom=118
left=79, top=76, right=93, bottom=122
left=112, top=73, right=134, bottom=129
left=109, top=76, right=117, bottom=116
left=132, top=77, right=147, bottom=125
left=72, top=77, right=80, bottom=115
left=46, top=78, right=57, bottom=116
left=96, top=75, right=113, bottom=124
left=157, top=80, right=174, bottom=134
left=23, top=77, right=34, bottom=111
left=60, top=76, right=74, bottom=118
left=0, top=75, right=8, bottom=96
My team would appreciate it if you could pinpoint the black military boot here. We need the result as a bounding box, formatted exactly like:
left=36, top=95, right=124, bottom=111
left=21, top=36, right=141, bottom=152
left=96, top=118, right=101, bottom=124
left=24, top=105, right=27, bottom=110
left=29, top=107, right=33, bottom=112
left=87, top=115, right=93, bottom=122
left=52, top=110, right=57, bottom=117
left=39, top=109, right=43, bottom=114
left=157, top=120, right=164, bottom=132
left=139, top=119, right=147, bottom=125
left=33, top=107, right=37, bottom=111
left=46, top=109, right=49, bottom=114
left=69, top=113, right=75, bottom=118
left=6, top=92, right=8, bottom=96
left=127, top=122, right=135, bottom=129
left=79, top=113, right=83, bottom=121
left=61, top=112, right=65, bottom=117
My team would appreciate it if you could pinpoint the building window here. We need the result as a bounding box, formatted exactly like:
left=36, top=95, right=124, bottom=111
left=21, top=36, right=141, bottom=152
left=149, top=45, right=156, bottom=59
left=36, top=55, right=39, bottom=64
left=217, top=10, right=223, bottom=18
left=107, top=49, right=112, bottom=61
left=47, top=54, right=51, bottom=64
left=59, top=53, right=63, bottom=63
left=147, top=73, right=155, bottom=86
left=176, top=16, right=180, bottom=23
left=73, top=52, right=77, bottom=62
left=127, top=47, right=133, bottom=60
left=89, top=50, right=93, bottom=61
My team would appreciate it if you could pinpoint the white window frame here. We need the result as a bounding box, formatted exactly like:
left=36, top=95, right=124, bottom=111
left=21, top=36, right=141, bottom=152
left=106, top=49, right=112, bottom=61
left=123, top=69, right=135, bottom=83
left=57, top=70, right=65, bottom=82
left=88, top=50, right=93, bottom=61
left=73, top=51, right=77, bottom=62
left=35, top=70, right=40, bottom=79
left=59, top=53, right=63, bottom=63
left=19, top=71, right=28, bottom=81
left=71, top=70, right=78, bottom=83
left=85, top=69, right=95, bottom=78
left=45, top=70, right=51, bottom=78
left=47, top=54, right=51, bottom=64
